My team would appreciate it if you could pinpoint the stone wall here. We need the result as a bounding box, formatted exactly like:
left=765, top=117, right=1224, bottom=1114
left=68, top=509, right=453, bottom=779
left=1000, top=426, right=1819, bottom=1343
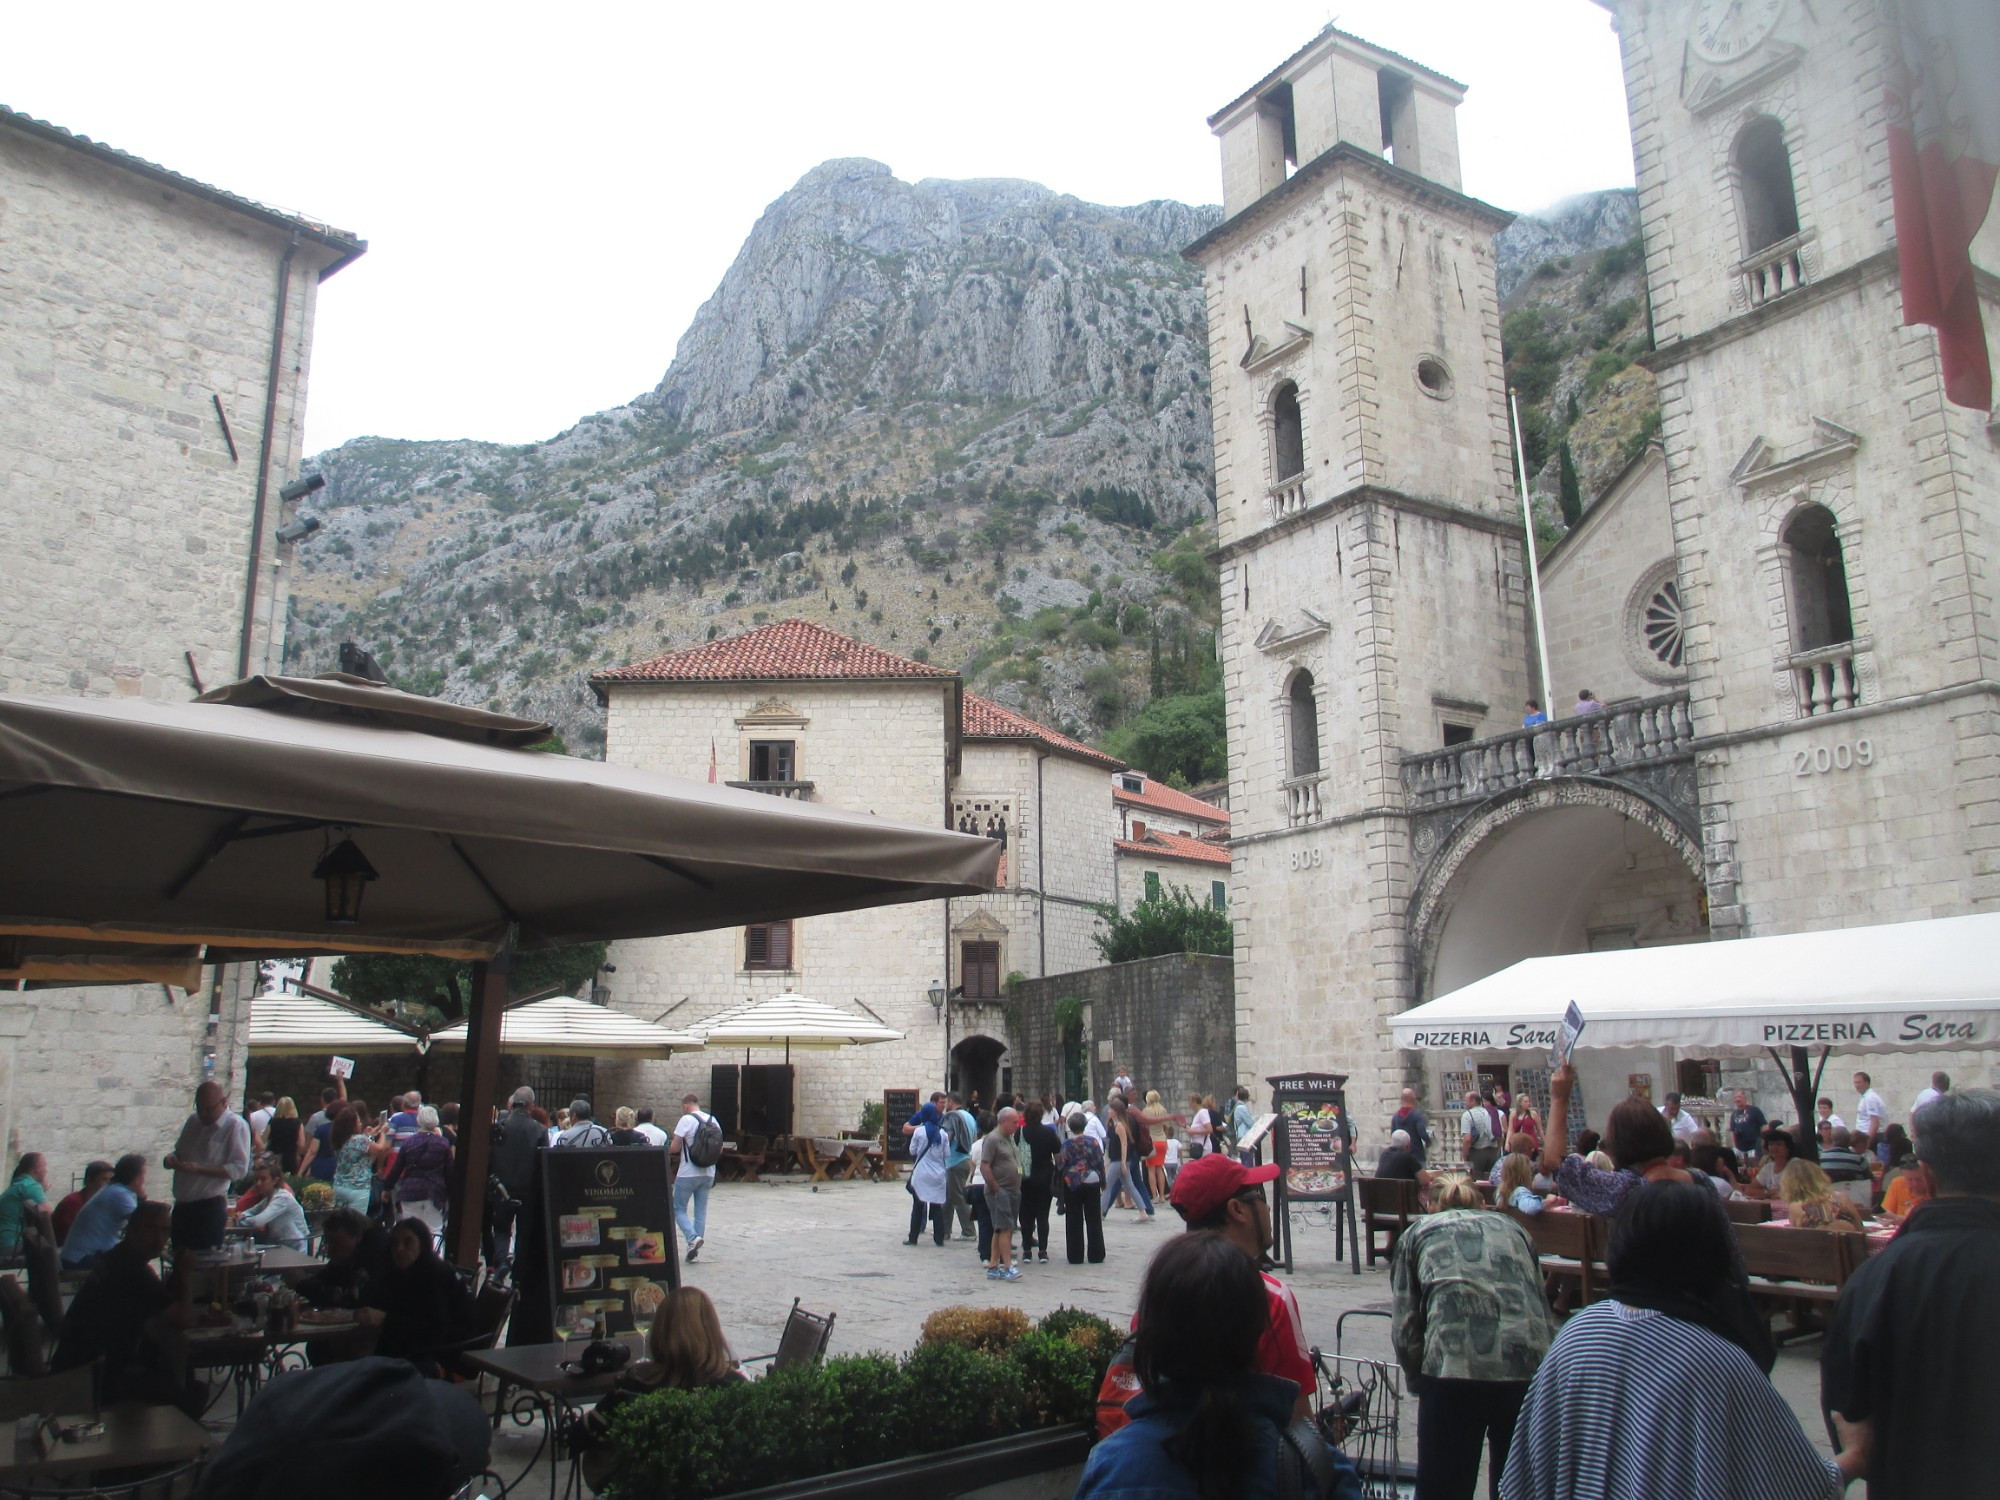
left=1112, top=852, right=1228, bottom=916
left=0, top=118, right=353, bottom=1192
left=1012, top=953, right=1235, bottom=1111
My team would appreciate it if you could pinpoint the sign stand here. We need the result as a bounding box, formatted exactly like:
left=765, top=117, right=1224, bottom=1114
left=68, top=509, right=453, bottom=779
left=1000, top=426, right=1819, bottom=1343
left=882, top=1089, right=919, bottom=1163
left=1267, top=1071, right=1361, bottom=1276
left=540, top=1147, right=679, bottom=1338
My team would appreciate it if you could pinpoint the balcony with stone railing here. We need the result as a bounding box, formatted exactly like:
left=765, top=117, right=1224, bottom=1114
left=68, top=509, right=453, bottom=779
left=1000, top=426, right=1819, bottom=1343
left=726, top=779, right=816, bottom=800
left=1400, top=691, right=1694, bottom=810
left=1739, top=232, right=1812, bottom=309
left=1283, top=773, right=1325, bottom=826
left=1268, top=473, right=1309, bottom=523
left=1790, top=639, right=1864, bottom=718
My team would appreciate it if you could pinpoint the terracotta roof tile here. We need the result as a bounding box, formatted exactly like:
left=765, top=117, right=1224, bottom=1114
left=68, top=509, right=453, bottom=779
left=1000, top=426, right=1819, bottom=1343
left=1114, top=829, right=1233, bottom=867
left=1113, top=775, right=1231, bottom=827
left=961, top=692, right=1123, bottom=769
left=593, top=619, right=955, bottom=686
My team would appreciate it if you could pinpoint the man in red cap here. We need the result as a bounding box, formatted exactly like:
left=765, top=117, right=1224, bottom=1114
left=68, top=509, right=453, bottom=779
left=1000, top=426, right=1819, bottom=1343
left=1097, top=1152, right=1316, bottom=1434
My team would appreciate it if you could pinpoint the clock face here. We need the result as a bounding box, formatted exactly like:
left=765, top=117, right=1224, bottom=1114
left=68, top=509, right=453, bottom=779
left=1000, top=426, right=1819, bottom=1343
left=1692, top=0, right=1786, bottom=64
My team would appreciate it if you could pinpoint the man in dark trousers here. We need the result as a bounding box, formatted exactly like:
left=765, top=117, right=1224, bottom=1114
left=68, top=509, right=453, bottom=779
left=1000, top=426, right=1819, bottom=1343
left=489, top=1086, right=545, bottom=1269
left=1823, top=1088, right=2000, bottom=1498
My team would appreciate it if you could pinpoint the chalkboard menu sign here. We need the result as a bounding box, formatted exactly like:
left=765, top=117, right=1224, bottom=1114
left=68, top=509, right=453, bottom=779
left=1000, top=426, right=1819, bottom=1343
left=883, top=1089, right=920, bottom=1162
left=1267, top=1071, right=1361, bottom=1276
left=541, top=1147, right=679, bottom=1336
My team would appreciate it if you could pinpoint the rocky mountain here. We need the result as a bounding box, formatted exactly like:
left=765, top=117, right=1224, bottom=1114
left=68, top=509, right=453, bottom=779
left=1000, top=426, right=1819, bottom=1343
left=1494, top=189, right=1640, bottom=300
left=287, top=168, right=1648, bottom=758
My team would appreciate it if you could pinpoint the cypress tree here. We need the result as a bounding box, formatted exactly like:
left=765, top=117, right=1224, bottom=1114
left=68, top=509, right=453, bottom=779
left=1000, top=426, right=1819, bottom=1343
left=1557, top=440, right=1583, bottom=527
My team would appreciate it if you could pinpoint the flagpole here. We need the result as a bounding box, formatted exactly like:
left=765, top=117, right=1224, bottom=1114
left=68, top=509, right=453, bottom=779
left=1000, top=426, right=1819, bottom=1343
left=1511, top=391, right=1556, bottom=715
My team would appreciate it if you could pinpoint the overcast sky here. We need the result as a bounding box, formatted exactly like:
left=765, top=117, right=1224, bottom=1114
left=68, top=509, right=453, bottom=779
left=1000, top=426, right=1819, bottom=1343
left=7, top=2, right=1634, bottom=455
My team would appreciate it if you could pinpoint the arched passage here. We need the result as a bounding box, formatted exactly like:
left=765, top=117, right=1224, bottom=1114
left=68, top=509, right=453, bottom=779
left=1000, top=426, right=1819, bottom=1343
left=1411, top=783, right=1707, bottom=1002
left=951, top=1034, right=1007, bottom=1113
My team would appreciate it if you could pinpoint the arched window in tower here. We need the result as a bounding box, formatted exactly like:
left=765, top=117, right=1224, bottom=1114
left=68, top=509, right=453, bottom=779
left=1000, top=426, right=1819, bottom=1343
left=1288, top=670, right=1321, bottom=779
left=1783, top=504, right=1854, bottom=653
left=1733, top=116, right=1800, bottom=255
left=1271, top=382, right=1304, bottom=482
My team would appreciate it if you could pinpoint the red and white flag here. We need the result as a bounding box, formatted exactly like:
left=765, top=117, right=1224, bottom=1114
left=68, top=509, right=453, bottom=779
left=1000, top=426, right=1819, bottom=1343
left=708, top=739, right=718, bottom=784
left=1886, top=0, right=2000, bottom=410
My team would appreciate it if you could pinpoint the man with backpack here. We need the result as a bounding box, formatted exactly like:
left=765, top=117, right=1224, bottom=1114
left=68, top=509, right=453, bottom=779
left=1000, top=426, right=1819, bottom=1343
left=555, top=1098, right=611, bottom=1149
left=670, top=1092, right=723, bottom=1262
left=942, top=1092, right=977, bottom=1241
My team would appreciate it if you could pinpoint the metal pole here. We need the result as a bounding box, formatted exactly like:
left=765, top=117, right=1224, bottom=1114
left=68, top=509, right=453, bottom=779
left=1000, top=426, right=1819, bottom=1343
left=1511, top=392, right=1556, bottom=714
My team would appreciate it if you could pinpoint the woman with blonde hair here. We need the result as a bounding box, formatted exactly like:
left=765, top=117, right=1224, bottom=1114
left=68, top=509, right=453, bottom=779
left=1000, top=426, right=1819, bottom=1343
left=266, top=1096, right=303, bottom=1175
left=1138, top=1090, right=1175, bottom=1202
left=608, top=1106, right=646, bottom=1146
left=1778, top=1158, right=1864, bottom=1230
left=1499, top=1153, right=1558, bottom=1214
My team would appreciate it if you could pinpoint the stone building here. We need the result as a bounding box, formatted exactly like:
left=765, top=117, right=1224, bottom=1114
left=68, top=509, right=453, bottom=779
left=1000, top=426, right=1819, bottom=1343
left=1111, top=769, right=1233, bottom=913
left=590, top=620, right=1118, bottom=1130
left=0, top=108, right=362, bottom=1175
left=1192, top=16, right=2000, bottom=1142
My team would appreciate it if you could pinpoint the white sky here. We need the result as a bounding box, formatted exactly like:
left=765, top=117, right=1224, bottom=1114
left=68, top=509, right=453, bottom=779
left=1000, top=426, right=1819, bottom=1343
left=6, top=2, right=1634, bottom=454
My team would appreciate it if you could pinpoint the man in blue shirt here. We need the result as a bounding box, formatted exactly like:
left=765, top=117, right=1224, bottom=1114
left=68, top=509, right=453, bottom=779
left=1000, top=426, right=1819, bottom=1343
left=387, top=1092, right=422, bottom=1150
left=62, top=1154, right=146, bottom=1269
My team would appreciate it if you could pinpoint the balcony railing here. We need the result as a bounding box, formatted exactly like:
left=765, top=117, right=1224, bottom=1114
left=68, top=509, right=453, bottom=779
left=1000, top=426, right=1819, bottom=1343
left=725, top=779, right=816, bottom=800
left=1401, top=691, right=1694, bottom=809
left=1740, top=233, right=1810, bottom=309
left=1269, top=473, right=1309, bottom=522
left=1283, top=773, right=1324, bottom=826
left=1791, top=640, right=1863, bottom=717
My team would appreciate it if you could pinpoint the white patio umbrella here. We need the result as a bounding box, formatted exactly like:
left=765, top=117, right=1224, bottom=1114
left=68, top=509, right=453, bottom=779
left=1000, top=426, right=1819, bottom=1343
left=247, top=989, right=424, bottom=1057
left=689, top=991, right=903, bottom=1064
left=429, top=994, right=704, bottom=1060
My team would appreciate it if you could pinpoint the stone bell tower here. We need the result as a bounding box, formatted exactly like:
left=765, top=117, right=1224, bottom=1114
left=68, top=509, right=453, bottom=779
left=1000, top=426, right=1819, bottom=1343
left=1186, top=28, right=1532, bottom=1129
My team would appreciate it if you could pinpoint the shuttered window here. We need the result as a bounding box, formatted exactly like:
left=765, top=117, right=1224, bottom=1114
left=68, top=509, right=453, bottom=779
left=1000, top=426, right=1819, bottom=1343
left=745, top=920, right=793, bottom=970
left=961, top=940, right=1001, bottom=999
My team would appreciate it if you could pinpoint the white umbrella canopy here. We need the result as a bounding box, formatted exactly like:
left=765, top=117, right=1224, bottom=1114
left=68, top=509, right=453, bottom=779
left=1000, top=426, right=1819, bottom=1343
left=690, top=992, right=904, bottom=1053
left=247, top=989, right=423, bottom=1057
left=1391, top=911, right=2000, bottom=1055
left=429, top=994, right=703, bottom=1059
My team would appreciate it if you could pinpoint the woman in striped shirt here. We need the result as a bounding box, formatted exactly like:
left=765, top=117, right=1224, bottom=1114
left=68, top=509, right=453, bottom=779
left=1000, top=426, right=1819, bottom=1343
left=1502, top=1181, right=1866, bottom=1499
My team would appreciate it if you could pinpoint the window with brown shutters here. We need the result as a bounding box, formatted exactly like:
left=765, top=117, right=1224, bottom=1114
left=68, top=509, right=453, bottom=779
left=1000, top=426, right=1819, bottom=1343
left=961, top=940, right=1001, bottom=999
left=745, top=920, right=793, bottom=971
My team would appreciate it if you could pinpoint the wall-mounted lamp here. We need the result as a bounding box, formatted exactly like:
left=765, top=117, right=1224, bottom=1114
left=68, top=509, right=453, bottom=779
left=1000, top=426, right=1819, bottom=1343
left=313, top=834, right=378, bottom=924
left=927, top=978, right=947, bottom=1021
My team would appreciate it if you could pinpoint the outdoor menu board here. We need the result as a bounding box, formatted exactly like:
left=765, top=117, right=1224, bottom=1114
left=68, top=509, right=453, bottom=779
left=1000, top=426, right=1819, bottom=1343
left=883, top=1089, right=920, bottom=1162
left=1267, top=1071, right=1361, bottom=1276
left=541, top=1147, right=679, bottom=1336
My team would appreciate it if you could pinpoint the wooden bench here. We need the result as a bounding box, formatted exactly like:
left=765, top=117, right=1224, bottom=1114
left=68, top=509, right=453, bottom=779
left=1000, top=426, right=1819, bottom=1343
left=1723, top=1197, right=1773, bottom=1225
left=797, top=1137, right=838, bottom=1184
left=1510, top=1209, right=1607, bottom=1313
left=1736, top=1223, right=1864, bottom=1343
left=1355, top=1176, right=1422, bottom=1268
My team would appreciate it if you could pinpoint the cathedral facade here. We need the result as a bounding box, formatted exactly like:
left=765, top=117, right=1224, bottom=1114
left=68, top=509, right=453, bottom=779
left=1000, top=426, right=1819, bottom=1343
left=1197, top=10, right=2000, bottom=1138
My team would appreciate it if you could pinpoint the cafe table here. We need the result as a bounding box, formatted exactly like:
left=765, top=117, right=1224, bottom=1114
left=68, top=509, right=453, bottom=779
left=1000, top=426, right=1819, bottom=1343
left=463, top=1334, right=645, bottom=1500
left=184, top=1311, right=370, bottom=1414
left=0, top=1402, right=215, bottom=1487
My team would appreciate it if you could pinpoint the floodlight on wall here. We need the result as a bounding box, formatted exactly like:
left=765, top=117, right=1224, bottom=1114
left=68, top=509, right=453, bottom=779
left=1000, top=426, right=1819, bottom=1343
left=279, top=473, right=326, bottom=503
left=927, top=979, right=947, bottom=1021
left=276, top=515, right=321, bottom=544
left=313, top=832, right=378, bottom=924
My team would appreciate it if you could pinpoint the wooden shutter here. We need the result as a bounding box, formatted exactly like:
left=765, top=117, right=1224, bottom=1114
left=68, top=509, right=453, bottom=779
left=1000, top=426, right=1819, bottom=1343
left=745, top=920, right=793, bottom=970
left=961, top=940, right=1000, bottom=999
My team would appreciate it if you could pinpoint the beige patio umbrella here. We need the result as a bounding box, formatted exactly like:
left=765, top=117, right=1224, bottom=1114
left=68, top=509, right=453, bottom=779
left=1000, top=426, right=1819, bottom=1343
left=247, top=989, right=425, bottom=1057
left=689, top=991, right=904, bottom=1063
left=0, top=675, right=997, bottom=1263
left=429, top=994, right=703, bottom=1059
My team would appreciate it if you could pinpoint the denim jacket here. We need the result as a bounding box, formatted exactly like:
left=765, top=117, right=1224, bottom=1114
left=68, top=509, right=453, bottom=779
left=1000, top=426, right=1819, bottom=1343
left=1074, top=1374, right=1362, bottom=1500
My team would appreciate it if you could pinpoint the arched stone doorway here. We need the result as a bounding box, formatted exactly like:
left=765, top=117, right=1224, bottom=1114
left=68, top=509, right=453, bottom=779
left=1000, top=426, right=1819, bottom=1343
left=950, top=1034, right=1007, bottom=1114
left=1410, top=780, right=1707, bottom=1002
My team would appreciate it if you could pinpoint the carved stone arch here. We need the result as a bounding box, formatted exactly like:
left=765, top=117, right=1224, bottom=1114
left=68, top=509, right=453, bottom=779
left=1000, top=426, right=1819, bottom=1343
left=1405, top=777, right=1706, bottom=1004
left=1753, top=466, right=1873, bottom=712
left=1707, top=86, right=1820, bottom=306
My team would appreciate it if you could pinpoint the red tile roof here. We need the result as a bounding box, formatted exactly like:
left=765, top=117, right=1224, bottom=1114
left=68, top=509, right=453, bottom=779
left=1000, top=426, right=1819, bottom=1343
left=961, top=692, right=1123, bottom=769
left=593, top=619, right=955, bottom=686
left=1115, top=829, right=1233, bottom=867
left=1114, top=775, right=1230, bottom=827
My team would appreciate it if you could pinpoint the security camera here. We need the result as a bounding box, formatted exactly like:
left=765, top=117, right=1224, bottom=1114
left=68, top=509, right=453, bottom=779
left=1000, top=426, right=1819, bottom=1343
left=276, top=515, right=322, bottom=544
left=279, top=473, right=326, bottom=503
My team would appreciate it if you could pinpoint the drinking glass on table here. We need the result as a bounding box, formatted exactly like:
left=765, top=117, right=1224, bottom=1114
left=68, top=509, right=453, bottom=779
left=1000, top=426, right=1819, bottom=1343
left=554, top=1305, right=585, bottom=1349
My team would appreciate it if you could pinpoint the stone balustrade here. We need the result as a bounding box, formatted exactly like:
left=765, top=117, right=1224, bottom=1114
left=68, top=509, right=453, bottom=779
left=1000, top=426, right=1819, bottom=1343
left=1790, top=640, right=1862, bottom=718
left=1401, top=690, right=1694, bottom=809
left=1740, top=233, right=1810, bottom=308
left=725, top=779, right=817, bottom=800
left=1283, top=773, right=1324, bottom=826
left=1268, top=473, right=1309, bottom=522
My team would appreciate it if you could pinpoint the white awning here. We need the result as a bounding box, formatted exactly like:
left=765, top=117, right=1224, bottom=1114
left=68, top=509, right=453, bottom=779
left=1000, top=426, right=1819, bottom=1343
left=689, top=992, right=903, bottom=1050
left=1390, top=912, right=2000, bottom=1056
left=430, top=995, right=704, bottom=1059
left=248, top=991, right=422, bottom=1056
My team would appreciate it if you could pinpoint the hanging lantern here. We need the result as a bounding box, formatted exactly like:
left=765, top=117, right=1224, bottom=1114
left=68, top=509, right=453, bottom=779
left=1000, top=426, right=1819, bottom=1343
left=313, top=835, right=378, bottom=924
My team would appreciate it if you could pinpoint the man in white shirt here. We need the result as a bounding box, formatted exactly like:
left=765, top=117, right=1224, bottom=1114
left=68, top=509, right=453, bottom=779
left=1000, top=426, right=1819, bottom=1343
left=670, top=1093, right=718, bottom=1263
left=1660, top=1093, right=1701, bottom=1142
left=1460, top=1091, right=1499, bottom=1176
left=1853, top=1072, right=1889, bottom=1161
left=247, top=1093, right=276, bottom=1151
left=1910, top=1071, right=1950, bottom=1136
left=163, top=1080, right=251, bottom=1251
left=632, top=1107, right=671, bottom=1147
left=1082, top=1102, right=1108, bottom=1145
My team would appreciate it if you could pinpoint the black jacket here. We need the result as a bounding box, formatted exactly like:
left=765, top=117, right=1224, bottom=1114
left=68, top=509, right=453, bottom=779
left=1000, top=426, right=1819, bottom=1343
left=492, top=1107, right=546, bottom=1198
